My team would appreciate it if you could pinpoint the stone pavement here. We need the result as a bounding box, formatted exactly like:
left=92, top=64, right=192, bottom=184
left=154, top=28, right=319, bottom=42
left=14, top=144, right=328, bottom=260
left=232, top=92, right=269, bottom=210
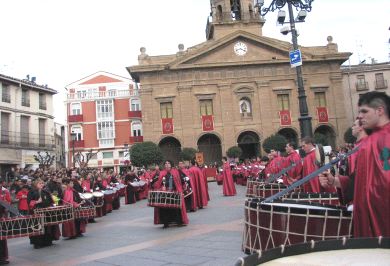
left=8, top=182, right=247, bottom=266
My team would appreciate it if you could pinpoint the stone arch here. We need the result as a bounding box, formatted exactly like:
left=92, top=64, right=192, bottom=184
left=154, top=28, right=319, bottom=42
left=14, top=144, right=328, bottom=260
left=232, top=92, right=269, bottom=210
left=314, top=125, right=336, bottom=148
left=278, top=128, right=298, bottom=146
left=237, top=131, right=260, bottom=159
left=197, top=133, right=222, bottom=166
left=158, top=136, right=181, bottom=165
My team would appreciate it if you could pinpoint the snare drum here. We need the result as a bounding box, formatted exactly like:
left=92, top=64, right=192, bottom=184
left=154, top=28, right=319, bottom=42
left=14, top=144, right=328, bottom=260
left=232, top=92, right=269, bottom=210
left=236, top=237, right=390, bottom=266
left=148, top=190, right=182, bottom=209
left=33, top=204, right=74, bottom=226
left=0, top=215, right=44, bottom=240
left=74, top=205, right=96, bottom=220
left=79, top=192, right=93, bottom=200
left=242, top=198, right=353, bottom=254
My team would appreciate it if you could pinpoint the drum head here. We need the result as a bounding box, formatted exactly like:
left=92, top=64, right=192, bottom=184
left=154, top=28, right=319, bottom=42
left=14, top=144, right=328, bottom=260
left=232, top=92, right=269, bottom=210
left=92, top=191, right=104, bottom=197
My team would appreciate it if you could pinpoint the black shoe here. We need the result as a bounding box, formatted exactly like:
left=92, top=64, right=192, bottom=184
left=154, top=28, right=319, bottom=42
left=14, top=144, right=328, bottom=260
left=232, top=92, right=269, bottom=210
left=163, top=224, right=169, bottom=229
left=65, top=236, right=76, bottom=240
left=77, top=233, right=84, bottom=237
left=34, top=244, right=43, bottom=249
left=0, top=260, right=9, bottom=265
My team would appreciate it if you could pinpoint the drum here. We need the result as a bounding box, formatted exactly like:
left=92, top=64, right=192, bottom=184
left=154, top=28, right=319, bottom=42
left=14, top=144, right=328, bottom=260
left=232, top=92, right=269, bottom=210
left=246, top=180, right=264, bottom=197
left=92, top=191, right=104, bottom=207
left=147, top=190, right=182, bottom=209
left=236, top=237, right=390, bottom=266
left=253, top=183, right=301, bottom=198
left=79, top=192, right=93, bottom=200
left=0, top=214, right=44, bottom=240
left=74, top=205, right=96, bottom=220
left=33, top=204, right=74, bottom=226
left=286, top=192, right=340, bottom=206
left=103, top=190, right=115, bottom=213
left=242, top=198, right=353, bottom=254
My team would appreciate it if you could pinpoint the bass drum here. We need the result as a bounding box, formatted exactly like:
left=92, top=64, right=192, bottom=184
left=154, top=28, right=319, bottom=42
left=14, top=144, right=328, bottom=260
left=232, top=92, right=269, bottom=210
left=236, top=237, right=390, bottom=266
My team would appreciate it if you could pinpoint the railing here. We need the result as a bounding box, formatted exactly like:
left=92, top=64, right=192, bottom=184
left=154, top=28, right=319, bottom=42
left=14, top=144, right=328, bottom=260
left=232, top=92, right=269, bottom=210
left=2, top=93, right=11, bottom=103
left=67, top=89, right=139, bottom=100
left=375, top=79, right=388, bottom=90
left=68, top=114, right=84, bottom=123
left=210, top=11, right=260, bottom=24
left=128, top=111, right=142, bottom=119
left=21, top=97, right=30, bottom=107
left=39, top=102, right=47, bottom=110
left=130, top=136, right=143, bottom=143
left=355, top=81, right=368, bottom=91
left=69, top=140, right=85, bottom=148
left=0, top=130, right=55, bottom=150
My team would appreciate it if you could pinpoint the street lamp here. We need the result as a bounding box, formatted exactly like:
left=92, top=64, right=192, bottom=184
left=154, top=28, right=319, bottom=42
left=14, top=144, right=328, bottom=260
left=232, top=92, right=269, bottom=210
left=124, top=143, right=131, bottom=170
left=255, top=0, right=314, bottom=138
left=70, top=132, right=77, bottom=168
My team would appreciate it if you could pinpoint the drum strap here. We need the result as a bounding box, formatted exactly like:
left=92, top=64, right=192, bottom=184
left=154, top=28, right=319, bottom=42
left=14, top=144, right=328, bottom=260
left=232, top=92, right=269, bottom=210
left=263, top=147, right=359, bottom=203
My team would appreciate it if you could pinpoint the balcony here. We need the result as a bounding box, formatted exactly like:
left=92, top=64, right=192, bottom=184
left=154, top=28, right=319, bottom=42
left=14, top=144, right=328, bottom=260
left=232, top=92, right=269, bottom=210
left=375, top=79, right=388, bottom=90
left=67, top=89, right=139, bottom=101
left=0, top=130, right=55, bottom=150
left=2, top=93, right=11, bottom=103
left=129, top=136, right=143, bottom=143
left=68, top=114, right=84, bottom=123
left=128, top=111, right=142, bottom=119
left=355, top=81, right=368, bottom=91
left=69, top=140, right=85, bottom=148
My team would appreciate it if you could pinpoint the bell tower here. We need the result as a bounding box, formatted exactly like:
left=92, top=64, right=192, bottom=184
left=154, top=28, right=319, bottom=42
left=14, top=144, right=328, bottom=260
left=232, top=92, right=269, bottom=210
left=206, top=0, right=265, bottom=40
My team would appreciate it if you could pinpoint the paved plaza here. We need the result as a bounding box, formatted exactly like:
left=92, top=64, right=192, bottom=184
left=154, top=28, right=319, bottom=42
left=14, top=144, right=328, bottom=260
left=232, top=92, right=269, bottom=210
left=8, top=182, right=247, bottom=266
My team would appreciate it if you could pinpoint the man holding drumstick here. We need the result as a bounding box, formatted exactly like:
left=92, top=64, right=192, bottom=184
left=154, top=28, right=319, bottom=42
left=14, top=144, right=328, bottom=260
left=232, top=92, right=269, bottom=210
left=320, top=91, right=390, bottom=237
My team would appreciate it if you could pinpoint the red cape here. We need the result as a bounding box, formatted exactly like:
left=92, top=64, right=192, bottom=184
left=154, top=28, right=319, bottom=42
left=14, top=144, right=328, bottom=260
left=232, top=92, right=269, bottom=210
left=222, top=162, right=236, bottom=196
left=189, top=166, right=209, bottom=208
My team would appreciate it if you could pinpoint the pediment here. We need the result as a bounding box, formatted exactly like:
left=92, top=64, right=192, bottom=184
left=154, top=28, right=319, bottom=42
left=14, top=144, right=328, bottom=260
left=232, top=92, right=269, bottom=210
left=169, top=32, right=306, bottom=69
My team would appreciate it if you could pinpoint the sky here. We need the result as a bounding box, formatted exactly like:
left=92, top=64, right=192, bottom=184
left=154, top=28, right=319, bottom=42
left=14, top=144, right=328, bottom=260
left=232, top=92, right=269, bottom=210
left=1, top=0, right=389, bottom=124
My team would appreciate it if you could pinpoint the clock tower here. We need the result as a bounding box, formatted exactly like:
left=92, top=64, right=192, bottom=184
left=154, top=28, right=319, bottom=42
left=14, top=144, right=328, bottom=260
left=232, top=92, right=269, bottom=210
left=206, top=0, right=265, bottom=40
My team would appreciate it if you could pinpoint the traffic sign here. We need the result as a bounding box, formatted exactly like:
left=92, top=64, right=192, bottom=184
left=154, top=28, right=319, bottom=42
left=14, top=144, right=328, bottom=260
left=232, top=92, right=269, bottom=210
left=289, top=49, right=302, bottom=68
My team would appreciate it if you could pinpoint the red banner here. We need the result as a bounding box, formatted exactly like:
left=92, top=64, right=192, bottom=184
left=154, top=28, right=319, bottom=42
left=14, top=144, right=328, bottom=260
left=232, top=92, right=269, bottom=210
left=279, top=110, right=291, bottom=126
left=317, top=107, right=329, bottom=123
left=161, top=118, right=174, bottom=134
left=202, top=115, right=214, bottom=131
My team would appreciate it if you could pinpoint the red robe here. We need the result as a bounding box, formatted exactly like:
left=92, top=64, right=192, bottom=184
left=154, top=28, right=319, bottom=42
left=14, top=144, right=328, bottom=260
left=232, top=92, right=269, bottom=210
left=180, top=168, right=197, bottom=212
left=352, top=122, right=390, bottom=237
left=62, top=188, right=86, bottom=237
left=16, top=189, right=29, bottom=211
left=302, top=149, right=335, bottom=193
left=222, top=162, right=236, bottom=196
left=0, top=188, right=11, bottom=262
left=283, top=150, right=302, bottom=185
left=153, top=169, right=189, bottom=225
left=81, top=180, right=91, bottom=192
left=189, top=166, right=208, bottom=208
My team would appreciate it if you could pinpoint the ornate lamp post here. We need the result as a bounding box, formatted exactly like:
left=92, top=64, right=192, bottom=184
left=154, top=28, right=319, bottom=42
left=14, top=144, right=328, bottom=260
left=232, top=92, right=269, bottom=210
left=255, top=0, right=314, bottom=138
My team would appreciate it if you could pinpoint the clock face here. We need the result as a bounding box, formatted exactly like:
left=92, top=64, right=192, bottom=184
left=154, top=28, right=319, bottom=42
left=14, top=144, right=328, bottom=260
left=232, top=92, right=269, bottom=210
left=234, top=42, right=248, bottom=56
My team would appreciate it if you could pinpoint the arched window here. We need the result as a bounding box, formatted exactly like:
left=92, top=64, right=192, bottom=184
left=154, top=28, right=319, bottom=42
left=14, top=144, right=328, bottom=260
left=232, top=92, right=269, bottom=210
left=71, top=125, right=82, bottom=141
left=131, top=121, right=142, bottom=137
left=239, top=98, right=252, bottom=116
left=130, top=98, right=141, bottom=111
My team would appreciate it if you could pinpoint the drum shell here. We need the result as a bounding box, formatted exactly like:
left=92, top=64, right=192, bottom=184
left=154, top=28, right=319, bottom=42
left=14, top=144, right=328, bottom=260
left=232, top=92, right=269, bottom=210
left=0, top=215, right=44, bottom=240
left=33, top=205, right=74, bottom=226
left=148, top=190, right=182, bottom=209
left=242, top=198, right=353, bottom=254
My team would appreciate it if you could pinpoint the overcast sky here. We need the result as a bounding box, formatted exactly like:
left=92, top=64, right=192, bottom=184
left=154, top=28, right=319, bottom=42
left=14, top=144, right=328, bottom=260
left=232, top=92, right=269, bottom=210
left=1, top=0, right=389, bottom=124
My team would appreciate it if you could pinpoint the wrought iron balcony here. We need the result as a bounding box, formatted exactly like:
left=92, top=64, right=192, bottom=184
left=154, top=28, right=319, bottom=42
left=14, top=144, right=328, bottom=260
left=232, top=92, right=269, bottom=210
left=68, top=114, right=84, bottom=123
left=69, top=139, right=85, bottom=148
left=0, top=130, right=55, bottom=150
left=128, top=111, right=142, bottom=119
left=129, top=136, right=143, bottom=143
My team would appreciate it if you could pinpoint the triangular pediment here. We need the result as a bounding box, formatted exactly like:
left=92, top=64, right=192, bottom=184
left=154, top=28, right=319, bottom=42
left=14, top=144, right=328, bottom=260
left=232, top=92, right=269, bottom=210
left=80, top=75, right=123, bottom=85
left=66, top=71, right=132, bottom=88
left=169, top=31, right=309, bottom=69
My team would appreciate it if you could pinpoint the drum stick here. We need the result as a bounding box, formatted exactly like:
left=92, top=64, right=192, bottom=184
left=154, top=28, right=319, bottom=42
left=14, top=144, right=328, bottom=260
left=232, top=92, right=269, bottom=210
left=262, top=147, right=359, bottom=203
left=266, top=159, right=303, bottom=184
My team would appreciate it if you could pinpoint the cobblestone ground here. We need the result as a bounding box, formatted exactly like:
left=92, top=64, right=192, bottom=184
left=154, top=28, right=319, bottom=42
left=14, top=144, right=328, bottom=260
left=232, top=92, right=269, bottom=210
left=8, top=182, right=247, bottom=266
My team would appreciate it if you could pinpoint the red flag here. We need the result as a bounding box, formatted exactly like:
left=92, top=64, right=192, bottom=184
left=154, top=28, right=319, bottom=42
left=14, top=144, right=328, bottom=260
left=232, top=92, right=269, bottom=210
left=162, top=118, right=174, bottom=134
left=279, top=110, right=291, bottom=126
left=202, top=115, right=214, bottom=131
left=317, top=107, right=329, bottom=123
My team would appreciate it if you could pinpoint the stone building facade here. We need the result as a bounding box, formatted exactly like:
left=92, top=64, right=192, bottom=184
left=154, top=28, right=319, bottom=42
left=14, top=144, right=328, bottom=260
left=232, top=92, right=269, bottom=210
left=128, top=0, right=351, bottom=164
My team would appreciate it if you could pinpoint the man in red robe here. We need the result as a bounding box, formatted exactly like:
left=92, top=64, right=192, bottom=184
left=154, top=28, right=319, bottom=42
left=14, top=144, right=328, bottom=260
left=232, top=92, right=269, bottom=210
left=221, top=157, right=236, bottom=196
left=283, top=142, right=302, bottom=185
left=153, top=160, right=189, bottom=228
left=0, top=179, right=11, bottom=264
left=178, top=161, right=197, bottom=212
left=189, top=159, right=209, bottom=209
left=320, top=91, right=390, bottom=237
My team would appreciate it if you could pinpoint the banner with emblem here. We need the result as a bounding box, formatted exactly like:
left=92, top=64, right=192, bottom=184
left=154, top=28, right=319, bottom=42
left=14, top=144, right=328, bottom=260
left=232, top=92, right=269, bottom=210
left=317, top=107, right=329, bottom=123
left=202, top=115, right=214, bottom=131
left=161, top=118, right=174, bottom=134
left=279, top=110, right=291, bottom=126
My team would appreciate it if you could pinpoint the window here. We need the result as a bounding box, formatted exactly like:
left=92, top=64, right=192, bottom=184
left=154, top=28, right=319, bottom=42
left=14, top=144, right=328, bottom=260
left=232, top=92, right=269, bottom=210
left=20, top=116, right=30, bottom=145
left=314, top=92, right=327, bottom=107
left=199, top=99, right=213, bottom=115
left=277, top=94, right=290, bottom=110
left=102, top=152, right=113, bottom=159
left=1, top=83, right=10, bottom=103
left=1, top=112, right=10, bottom=144
left=39, top=93, right=46, bottom=110
left=77, top=90, right=87, bottom=99
left=119, top=151, right=125, bottom=158
left=131, top=121, right=142, bottom=137
left=356, top=75, right=367, bottom=90
left=239, top=98, right=252, bottom=115
left=375, top=73, right=386, bottom=89
left=96, top=99, right=114, bottom=120
left=21, top=89, right=30, bottom=107
left=160, top=102, right=173, bottom=118
left=97, top=121, right=114, bottom=139
left=71, top=126, right=82, bottom=141
left=71, top=103, right=81, bottom=115
left=131, top=99, right=141, bottom=111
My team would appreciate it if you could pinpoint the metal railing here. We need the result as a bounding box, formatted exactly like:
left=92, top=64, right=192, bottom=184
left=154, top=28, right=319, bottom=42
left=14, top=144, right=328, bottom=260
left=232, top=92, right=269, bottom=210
left=67, top=89, right=139, bottom=100
left=0, top=130, right=55, bottom=150
left=2, top=93, right=11, bottom=103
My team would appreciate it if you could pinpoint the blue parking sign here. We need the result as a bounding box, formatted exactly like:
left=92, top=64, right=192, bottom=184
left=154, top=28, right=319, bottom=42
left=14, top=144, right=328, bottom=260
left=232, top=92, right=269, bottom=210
left=289, top=49, right=302, bottom=68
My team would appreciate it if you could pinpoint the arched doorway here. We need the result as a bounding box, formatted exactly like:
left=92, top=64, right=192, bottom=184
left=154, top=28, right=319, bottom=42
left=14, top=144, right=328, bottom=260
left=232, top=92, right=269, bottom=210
left=197, top=134, right=222, bottom=166
left=237, top=131, right=260, bottom=159
left=278, top=128, right=298, bottom=146
left=158, top=137, right=181, bottom=165
left=314, top=125, right=336, bottom=148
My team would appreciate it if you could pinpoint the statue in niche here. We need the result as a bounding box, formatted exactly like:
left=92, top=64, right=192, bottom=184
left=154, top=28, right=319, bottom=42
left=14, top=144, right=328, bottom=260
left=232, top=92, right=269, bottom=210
left=241, top=101, right=248, bottom=113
